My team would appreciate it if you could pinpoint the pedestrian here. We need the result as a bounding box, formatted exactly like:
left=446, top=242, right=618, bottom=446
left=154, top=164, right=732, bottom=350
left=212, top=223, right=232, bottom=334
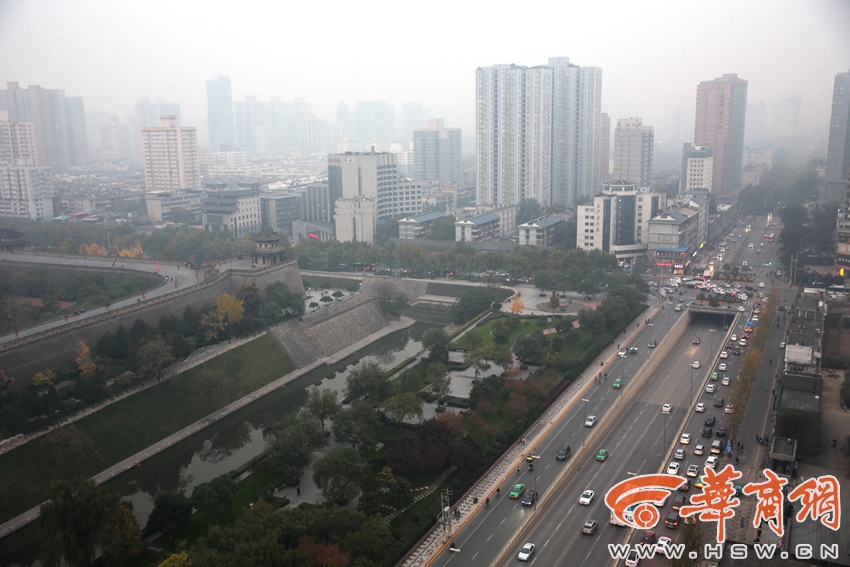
left=741, top=443, right=744, bottom=451
left=297, top=486, right=301, bottom=497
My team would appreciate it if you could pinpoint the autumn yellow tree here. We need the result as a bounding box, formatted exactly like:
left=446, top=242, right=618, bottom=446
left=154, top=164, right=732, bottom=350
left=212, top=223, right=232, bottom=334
left=158, top=552, right=191, bottom=567
left=76, top=340, right=98, bottom=380
left=509, top=294, right=524, bottom=314
left=32, top=369, right=56, bottom=388
left=78, top=243, right=108, bottom=256
left=216, top=293, right=245, bottom=324
left=118, top=240, right=146, bottom=258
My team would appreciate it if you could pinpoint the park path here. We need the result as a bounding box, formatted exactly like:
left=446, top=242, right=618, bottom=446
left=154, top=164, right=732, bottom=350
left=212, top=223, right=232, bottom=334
left=0, top=316, right=415, bottom=540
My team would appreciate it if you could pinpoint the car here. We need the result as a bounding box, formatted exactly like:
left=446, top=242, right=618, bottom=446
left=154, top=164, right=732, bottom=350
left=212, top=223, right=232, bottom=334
left=721, top=376, right=731, bottom=386
left=695, top=402, right=706, bottom=413
left=754, top=299, right=763, bottom=305
left=705, top=384, right=716, bottom=394
left=678, top=478, right=691, bottom=491
left=675, top=304, right=683, bottom=312
left=704, top=415, right=716, bottom=426
left=753, top=308, right=761, bottom=315
left=743, top=261, right=748, bottom=266
left=579, top=490, right=595, bottom=505
left=718, top=363, right=727, bottom=371
left=509, top=483, right=526, bottom=499
left=732, top=348, right=742, bottom=355
left=582, top=519, right=598, bottom=534
left=656, top=536, right=673, bottom=556
left=664, top=512, right=680, bottom=529
left=648, top=340, right=657, bottom=348
left=596, top=449, right=609, bottom=461
left=674, top=448, right=685, bottom=460
left=693, top=337, right=701, bottom=345
left=662, top=403, right=672, bottom=414
left=692, top=361, right=701, bottom=369
left=714, top=398, right=725, bottom=408
left=680, top=433, right=691, bottom=444
left=748, top=243, right=754, bottom=248
left=730, top=334, right=737, bottom=341
left=737, top=306, right=746, bottom=312
left=640, top=530, right=657, bottom=545
left=518, top=543, right=535, bottom=561
left=706, top=456, right=719, bottom=469
left=745, top=326, right=754, bottom=333
left=521, top=490, right=538, bottom=506
left=584, top=415, right=598, bottom=428
left=725, top=341, right=735, bottom=349
left=618, top=348, right=628, bottom=357
left=725, top=405, right=734, bottom=414
left=702, top=427, right=713, bottom=437
left=625, top=549, right=640, bottom=567
left=710, top=372, right=719, bottom=381
left=694, top=444, right=705, bottom=455
left=780, top=341, right=786, bottom=349
left=716, top=427, right=727, bottom=437
left=629, top=346, right=639, bottom=354
left=672, top=494, right=686, bottom=510
left=720, top=351, right=729, bottom=359
left=710, top=440, right=722, bottom=454
left=666, top=462, right=680, bottom=475
left=612, top=378, right=622, bottom=389
left=759, top=282, right=765, bottom=288
left=695, top=475, right=706, bottom=488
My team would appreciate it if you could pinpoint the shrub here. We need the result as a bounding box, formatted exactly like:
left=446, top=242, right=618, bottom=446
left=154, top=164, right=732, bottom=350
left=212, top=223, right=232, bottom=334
left=435, top=406, right=447, bottom=413
left=823, top=353, right=850, bottom=370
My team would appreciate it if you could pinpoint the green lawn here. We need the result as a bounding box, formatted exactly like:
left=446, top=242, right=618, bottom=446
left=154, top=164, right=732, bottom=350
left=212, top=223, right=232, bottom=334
left=457, top=315, right=594, bottom=362
left=0, top=334, right=295, bottom=524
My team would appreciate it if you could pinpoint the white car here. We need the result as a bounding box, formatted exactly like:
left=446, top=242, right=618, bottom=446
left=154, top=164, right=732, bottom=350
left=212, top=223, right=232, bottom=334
left=739, top=339, right=748, bottom=347
left=680, top=433, right=691, bottom=445
left=518, top=543, right=535, bottom=561
left=718, top=363, right=727, bottom=371
left=695, top=402, right=706, bottom=413
left=730, top=334, right=737, bottom=341
left=694, top=444, right=705, bottom=456
left=706, top=456, right=719, bottom=469
left=579, top=490, right=595, bottom=505
left=618, top=349, right=628, bottom=357
left=758, top=282, right=765, bottom=288
left=662, top=403, right=672, bottom=414
left=666, top=462, right=680, bottom=475
left=585, top=415, right=598, bottom=427
left=721, top=376, right=731, bottom=386
left=692, top=361, right=701, bottom=369
left=656, top=536, right=673, bottom=557
left=625, top=550, right=640, bottom=567
left=705, top=384, right=716, bottom=393
left=686, top=464, right=700, bottom=477
left=720, top=351, right=729, bottom=359
left=737, top=306, right=746, bottom=312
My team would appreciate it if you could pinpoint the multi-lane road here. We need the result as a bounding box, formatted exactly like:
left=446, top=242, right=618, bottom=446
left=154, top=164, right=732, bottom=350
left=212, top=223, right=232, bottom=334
left=431, top=217, right=791, bottom=567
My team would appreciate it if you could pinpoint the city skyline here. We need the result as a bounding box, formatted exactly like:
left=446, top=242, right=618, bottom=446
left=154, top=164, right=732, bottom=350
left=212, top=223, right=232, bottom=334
left=1, top=0, right=848, bottom=150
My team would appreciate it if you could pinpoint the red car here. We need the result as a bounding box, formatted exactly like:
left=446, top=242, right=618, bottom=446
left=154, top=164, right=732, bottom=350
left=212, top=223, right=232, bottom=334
left=745, top=326, right=754, bottom=333
left=693, top=337, right=701, bottom=345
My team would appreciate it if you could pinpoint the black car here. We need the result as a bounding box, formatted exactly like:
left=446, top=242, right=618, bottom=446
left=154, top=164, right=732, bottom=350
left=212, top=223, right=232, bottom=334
left=704, top=416, right=716, bottom=426
left=678, top=479, right=691, bottom=492
left=640, top=531, right=657, bottom=545
left=732, top=348, right=743, bottom=355
left=702, top=427, right=713, bottom=437
left=648, top=340, right=657, bottom=348
left=521, top=490, right=538, bottom=506
left=745, top=285, right=755, bottom=291
left=716, top=427, right=727, bottom=437
left=714, top=398, right=725, bottom=408
left=629, top=347, right=639, bottom=354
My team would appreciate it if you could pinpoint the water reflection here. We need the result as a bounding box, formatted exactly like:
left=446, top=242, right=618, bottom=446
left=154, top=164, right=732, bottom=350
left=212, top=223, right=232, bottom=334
left=0, top=322, right=439, bottom=567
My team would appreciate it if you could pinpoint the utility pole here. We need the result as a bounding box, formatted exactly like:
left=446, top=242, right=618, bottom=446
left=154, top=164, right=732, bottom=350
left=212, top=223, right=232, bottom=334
left=440, top=488, right=454, bottom=542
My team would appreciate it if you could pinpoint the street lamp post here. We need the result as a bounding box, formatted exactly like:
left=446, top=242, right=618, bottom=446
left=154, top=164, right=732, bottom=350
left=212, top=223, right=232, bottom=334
left=648, top=323, right=654, bottom=347
left=709, top=329, right=716, bottom=362
left=582, top=398, right=590, bottom=447
left=663, top=412, right=669, bottom=452
left=690, top=365, right=694, bottom=402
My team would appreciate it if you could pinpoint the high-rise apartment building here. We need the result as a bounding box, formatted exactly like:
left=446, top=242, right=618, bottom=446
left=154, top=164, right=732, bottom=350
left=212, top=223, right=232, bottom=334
left=63, top=96, right=89, bottom=166
left=206, top=76, right=235, bottom=152
left=599, top=113, right=611, bottom=185
left=773, top=94, right=801, bottom=142
left=402, top=102, right=430, bottom=143
left=680, top=144, right=713, bottom=195
left=413, top=119, right=462, bottom=183
left=476, top=57, right=602, bottom=208
left=476, top=64, right=553, bottom=207
left=141, top=116, right=201, bottom=192
left=0, top=116, right=38, bottom=164
left=355, top=101, right=394, bottom=144
left=825, top=70, right=850, bottom=203
left=612, top=118, right=654, bottom=186
left=694, top=74, right=748, bottom=194
left=101, top=116, right=132, bottom=160
left=0, top=162, right=55, bottom=220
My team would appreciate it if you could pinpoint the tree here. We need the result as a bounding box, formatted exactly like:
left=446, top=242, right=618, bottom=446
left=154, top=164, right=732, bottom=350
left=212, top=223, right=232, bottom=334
left=39, top=479, right=118, bottom=567
left=533, top=270, right=555, bottom=291
left=305, top=387, right=341, bottom=429
left=297, top=536, right=350, bottom=567
left=548, top=290, right=560, bottom=316
left=332, top=400, right=380, bottom=445
left=312, top=447, right=368, bottom=504
left=450, top=288, right=497, bottom=324
left=216, top=293, right=245, bottom=324
left=512, top=332, right=547, bottom=364
left=463, top=330, right=483, bottom=350
left=201, top=311, right=226, bottom=342
left=345, top=361, right=390, bottom=403
left=422, top=328, right=450, bottom=363
left=146, top=491, right=192, bottom=534
left=158, top=552, right=191, bottom=567
left=341, top=515, right=395, bottom=567
left=509, top=295, right=524, bottom=314
left=191, top=474, right=236, bottom=525
left=265, top=410, right=328, bottom=478
left=32, top=369, right=56, bottom=388
left=429, top=215, right=457, bottom=240
left=235, top=283, right=263, bottom=316
left=463, top=349, right=487, bottom=380
left=100, top=503, right=142, bottom=567
left=427, top=363, right=452, bottom=397
left=76, top=340, right=98, bottom=380
left=135, top=338, right=175, bottom=383
left=0, top=369, right=13, bottom=400
left=517, top=198, right=544, bottom=225
left=383, top=393, right=424, bottom=424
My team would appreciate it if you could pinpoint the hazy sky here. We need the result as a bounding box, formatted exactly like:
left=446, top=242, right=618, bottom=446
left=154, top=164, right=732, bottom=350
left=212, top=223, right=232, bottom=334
left=1, top=0, right=848, bottom=147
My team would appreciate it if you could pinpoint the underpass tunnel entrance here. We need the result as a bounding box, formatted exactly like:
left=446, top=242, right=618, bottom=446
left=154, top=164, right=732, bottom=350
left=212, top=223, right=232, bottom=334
left=687, top=309, right=740, bottom=333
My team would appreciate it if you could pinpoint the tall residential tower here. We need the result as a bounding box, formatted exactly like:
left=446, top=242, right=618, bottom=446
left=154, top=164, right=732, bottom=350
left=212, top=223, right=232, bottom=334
left=612, top=118, right=654, bottom=186
left=206, top=76, right=235, bottom=152
left=141, top=115, right=201, bottom=192
left=826, top=70, right=850, bottom=203
left=694, top=74, right=748, bottom=194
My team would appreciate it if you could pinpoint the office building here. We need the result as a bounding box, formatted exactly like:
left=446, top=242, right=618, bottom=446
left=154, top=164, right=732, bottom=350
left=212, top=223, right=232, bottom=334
left=646, top=207, right=702, bottom=273
left=145, top=191, right=203, bottom=223
left=835, top=180, right=850, bottom=278
left=63, top=96, right=89, bottom=166
left=576, top=180, right=667, bottom=263
left=599, top=112, right=611, bottom=184
left=680, top=144, right=713, bottom=195
left=694, top=74, right=748, bottom=194
left=206, top=76, right=235, bottom=152
left=518, top=215, right=564, bottom=246
left=826, top=70, right=850, bottom=203
left=201, top=183, right=262, bottom=237
left=327, top=151, right=420, bottom=219
left=261, top=192, right=300, bottom=235
left=389, top=142, right=414, bottom=177
left=141, top=115, right=201, bottom=192
left=0, top=116, right=38, bottom=164
left=298, top=181, right=335, bottom=223
left=413, top=119, right=462, bottom=183
left=335, top=196, right=376, bottom=244
left=0, top=161, right=56, bottom=220
left=476, top=57, right=602, bottom=208
left=612, top=118, right=654, bottom=186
